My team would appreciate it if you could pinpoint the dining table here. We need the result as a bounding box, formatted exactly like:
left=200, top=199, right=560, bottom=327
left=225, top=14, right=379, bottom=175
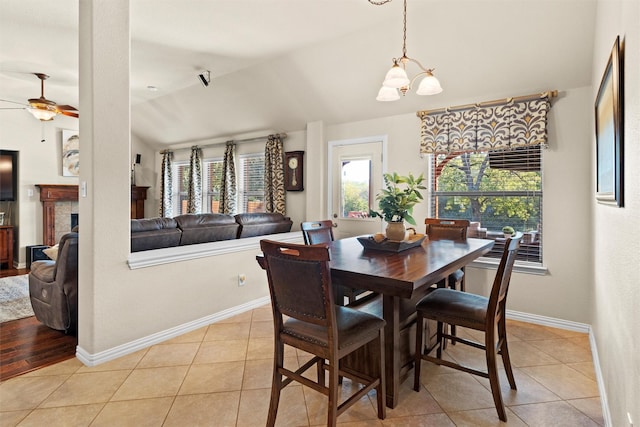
left=329, top=235, right=494, bottom=408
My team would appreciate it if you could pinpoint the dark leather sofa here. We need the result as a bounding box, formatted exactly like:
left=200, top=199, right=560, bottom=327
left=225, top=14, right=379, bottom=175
left=131, top=212, right=293, bottom=252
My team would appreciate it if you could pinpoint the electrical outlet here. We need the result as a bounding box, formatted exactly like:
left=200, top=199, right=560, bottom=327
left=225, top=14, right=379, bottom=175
left=238, top=274, right=246, bottom=287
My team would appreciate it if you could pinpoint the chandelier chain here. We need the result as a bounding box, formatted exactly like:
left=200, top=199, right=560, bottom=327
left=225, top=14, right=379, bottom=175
left=402, top=0, right=407, bottom=58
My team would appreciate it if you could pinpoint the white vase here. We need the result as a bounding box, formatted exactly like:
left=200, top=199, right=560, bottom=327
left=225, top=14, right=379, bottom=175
left=386, top=221, right=406, bottom=241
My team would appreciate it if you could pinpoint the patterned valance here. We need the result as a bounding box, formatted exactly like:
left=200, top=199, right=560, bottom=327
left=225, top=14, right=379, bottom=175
left=418, top=92, right=554, bottom=154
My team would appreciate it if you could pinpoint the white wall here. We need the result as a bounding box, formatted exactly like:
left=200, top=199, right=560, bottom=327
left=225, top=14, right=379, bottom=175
left=591, top=1, right=640, bottom=425
left=0, top=112, right=79, bottom=266
left=322, top=87, right=594, bottom=324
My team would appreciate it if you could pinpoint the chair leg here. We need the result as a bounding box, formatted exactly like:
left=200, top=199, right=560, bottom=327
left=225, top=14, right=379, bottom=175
left=376, top=330, right=386, bottom=420
left=413, top=314, right=424, bottom=392
left=327, top=359, right=339, bottom=427
left=436, top=321, right=444, bottom=359
left=267, top=341, right=285, bottom=427
left=318, top=358, right=326, bottom=387
left=486, top=332, right=507, bottom=422
left=498, top=317, right=517, bottom=390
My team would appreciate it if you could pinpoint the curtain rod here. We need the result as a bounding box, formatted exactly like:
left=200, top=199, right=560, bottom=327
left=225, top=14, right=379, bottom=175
left=160, top=132, right=287, bottom=154
left=416, top=90, right=558, bottom=118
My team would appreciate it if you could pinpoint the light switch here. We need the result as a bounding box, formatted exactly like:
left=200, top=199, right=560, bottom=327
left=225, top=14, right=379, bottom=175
left=81, top=181, right=87, bottom=197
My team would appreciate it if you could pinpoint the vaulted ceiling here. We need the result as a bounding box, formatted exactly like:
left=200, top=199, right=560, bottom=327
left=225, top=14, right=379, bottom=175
left=0, top=0, right=596, bottom=149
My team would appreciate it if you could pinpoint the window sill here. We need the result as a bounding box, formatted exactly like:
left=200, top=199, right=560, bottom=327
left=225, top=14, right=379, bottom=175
left=468, top=257, right=548, bottom=275
left=127, top=231, right=304, bottom=269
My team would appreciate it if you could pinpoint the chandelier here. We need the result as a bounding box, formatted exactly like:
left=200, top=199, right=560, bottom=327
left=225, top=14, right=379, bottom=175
left=369, top=0, right=443, bottom=101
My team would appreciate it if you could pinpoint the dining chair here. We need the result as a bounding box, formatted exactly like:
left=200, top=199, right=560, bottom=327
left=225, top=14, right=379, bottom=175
left=301, top=220, right=369, bottom=305
left=413, top=233, right=523, bottom=422
left=257, top=239, right=386, bottom=427
left=424, top=218, right=470, bottom=291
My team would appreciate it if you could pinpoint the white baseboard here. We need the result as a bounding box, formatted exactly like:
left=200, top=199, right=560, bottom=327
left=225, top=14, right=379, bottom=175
left=76, top=296, right=270, bottom=367
left=507, top=310, right=610, bottom=426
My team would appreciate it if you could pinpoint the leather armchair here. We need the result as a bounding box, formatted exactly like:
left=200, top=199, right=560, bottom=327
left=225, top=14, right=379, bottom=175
left=29, top=232, right=78, bottom=334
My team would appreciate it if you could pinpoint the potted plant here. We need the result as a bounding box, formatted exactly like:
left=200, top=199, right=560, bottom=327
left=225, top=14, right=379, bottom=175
left=502, top=225, right=515, bottom=237
left=370, top=172, right=426, bottom=241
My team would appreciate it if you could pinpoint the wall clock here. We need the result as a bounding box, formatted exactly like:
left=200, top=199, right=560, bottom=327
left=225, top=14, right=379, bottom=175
left=285, top=151, right=304, bottom=191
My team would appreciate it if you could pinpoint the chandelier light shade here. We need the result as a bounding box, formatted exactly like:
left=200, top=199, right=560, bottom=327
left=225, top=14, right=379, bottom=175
left=27, top=106, right=57, bottom=121
left=370, top=0, right=443, bottom=101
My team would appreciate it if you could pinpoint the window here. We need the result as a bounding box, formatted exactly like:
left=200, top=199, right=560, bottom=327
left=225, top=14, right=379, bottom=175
left=430, top=146, right=542, bottom=263
left=237, top=153, right=265, bottom=213
left=340, top=159, right=371, bottom=218
left=171, top=152, right=266, bottom=216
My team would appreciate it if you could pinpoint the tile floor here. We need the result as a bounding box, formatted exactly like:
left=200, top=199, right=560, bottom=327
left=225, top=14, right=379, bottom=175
left=0, top=305, right=604, bottom=426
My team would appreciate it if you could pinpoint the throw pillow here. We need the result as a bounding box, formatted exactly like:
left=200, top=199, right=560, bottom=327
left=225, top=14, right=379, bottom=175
left=43, top=244, right=59, bottom=261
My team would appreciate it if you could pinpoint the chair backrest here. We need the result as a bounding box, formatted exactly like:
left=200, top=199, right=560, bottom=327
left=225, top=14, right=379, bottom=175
left=259, top=239, right=335, bottom=329
left=425, top=218, right=470, bottom=241
left=301, top=220, right=334, bottom=245
left=487, top=233, right=522, bottom=324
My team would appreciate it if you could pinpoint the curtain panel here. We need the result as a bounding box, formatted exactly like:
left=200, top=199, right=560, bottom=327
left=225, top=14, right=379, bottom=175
left=264, top=135, right=286, bottom=215
left=187, top=146, right=203, bottom=214
left=159, top=150, right=173, bottom=217
left=220, top=141, right=237, bottom=214
left=419, top=95, right=551, bottom=154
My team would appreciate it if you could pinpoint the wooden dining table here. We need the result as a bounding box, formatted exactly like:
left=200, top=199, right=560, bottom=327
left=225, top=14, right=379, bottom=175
left=329, top=236, right=494, bottom=408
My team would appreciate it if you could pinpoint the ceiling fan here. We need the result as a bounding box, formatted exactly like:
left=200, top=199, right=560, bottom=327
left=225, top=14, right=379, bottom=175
left=0, top=73, right=79, bottom=121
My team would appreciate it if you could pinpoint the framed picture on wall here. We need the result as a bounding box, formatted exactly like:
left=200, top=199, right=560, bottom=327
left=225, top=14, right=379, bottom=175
left=61, top=129, right=80, bottom=177
left=594, top=35, right=624, bottom=206
left=285, top=151, right=304, bottom=191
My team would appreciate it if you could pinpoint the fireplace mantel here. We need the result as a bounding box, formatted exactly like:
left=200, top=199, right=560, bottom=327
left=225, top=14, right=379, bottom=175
left=35, top=184, right=149, bottom=246
left=36, top=184, right=79, bottom=246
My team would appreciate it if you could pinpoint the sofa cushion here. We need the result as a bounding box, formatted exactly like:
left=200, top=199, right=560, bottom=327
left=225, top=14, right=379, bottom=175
left=131, top=218, right=182, bottom=252
left=175, top=213, right=240, bottom=245
left=234, top=213, right=293, bottom=239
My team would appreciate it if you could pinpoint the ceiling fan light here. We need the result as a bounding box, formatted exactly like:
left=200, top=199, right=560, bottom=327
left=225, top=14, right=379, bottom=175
left=376, top=86, right=401, bottom=102
left=27, top=107, right=57, bottom=121
left=416, top=73, right=443, bottom=95
left=382, top=64, right=410, bottom=89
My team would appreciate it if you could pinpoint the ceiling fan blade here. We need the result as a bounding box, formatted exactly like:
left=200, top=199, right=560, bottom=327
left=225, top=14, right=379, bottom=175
left=0, top=98, right=29, bottom=107
left=59, top=110, right=79, bottom=118
left=56, top=104, right=78, bottom=112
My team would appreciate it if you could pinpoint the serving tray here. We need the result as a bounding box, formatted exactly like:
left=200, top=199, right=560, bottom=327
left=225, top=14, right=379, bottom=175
left=357, top=233, right=426, bottom=252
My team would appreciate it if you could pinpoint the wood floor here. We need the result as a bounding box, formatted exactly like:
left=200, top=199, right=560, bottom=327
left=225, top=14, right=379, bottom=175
left=0, top=267, right=77, bottom=382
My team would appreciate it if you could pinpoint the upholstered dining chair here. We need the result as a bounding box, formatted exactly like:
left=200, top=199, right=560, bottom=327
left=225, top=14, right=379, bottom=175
left=257, top=239, right=386, bottom=427
left=301, top=220, right=369, bottom=305
left=413, top=233, right=523, bottom=422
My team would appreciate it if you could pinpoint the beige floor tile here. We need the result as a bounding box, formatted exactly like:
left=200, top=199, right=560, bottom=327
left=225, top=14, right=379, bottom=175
left=474, top=367, right=561, bottom=406
left=252, top=307, right=274, bottom=322
left=109, top=366, right=188, bottom=401
left=0, top=409, right=30, bottom=427
left=447, top=407, right=527, bottom=426
left=422, top=372, right=496, bottom=413
left=0, top=375, right=69, bottom=411
left=217, top=310, right=254, bottom=324
left=164, top=391, right=241, bottom=427
left=519, top=364, right=599, bottom=400
left=332, top=420, right=384, bottom=427
left=380, top=413, right=456, bottom=426
left=568, top=335, right=592, bottom=349
left=192, top=339, right=248, bottom=363
left=15, top=403, right=103, bottom=427
left=506, top=321, right=566, bottom=341
left=179, top=361, right=245, bottom=394
left=237, top=386, right=308, bottom=427
left=526, top=338, right=593, bottom=363
left=384, top=380, right=443, bottom=418
left=509, top=400, right=601, bottom=426
left=247, top=337, right=296, bottom=360
left=203, top=322, right=251, bottom=341
left=91, top=397, right=173, bottom=426
left=76, top=349, right=148, bottom=373
left=39, top=371, right=130, bottom=408
left=505, top=340, right=562, bottom=367
left=250, top=320, right=274, bottom=338
left=21, top=357, right=83, bottom=377
left=304, top=382, right=378, bottom=425
left=567, top=397, right=605, bottom=426
left=567, top=361, right=598, bottom=381
left=163, top=326, right=208, bottom=344
left=242, top=357, right=298, bottom=390
left=137, top=342, right=200, bottom=368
